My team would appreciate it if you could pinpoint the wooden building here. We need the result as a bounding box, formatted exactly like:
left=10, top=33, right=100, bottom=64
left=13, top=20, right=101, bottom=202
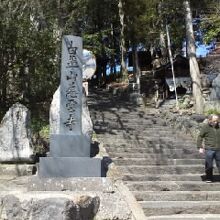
left=153, top=55, right=192, bottom=101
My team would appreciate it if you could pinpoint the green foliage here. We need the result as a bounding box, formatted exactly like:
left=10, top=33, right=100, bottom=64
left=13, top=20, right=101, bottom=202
left=197, top=0, right=220, bottom=43
left=0, top=0, right=59, bottom=108
left=204, top=108, right=220, bottom=116
left=31, top=117, right=49, bottom=155
left=202, top=16, right=220, bottom=43
left=39, top=124, right=50, bottom=140
left=178, top=95, right=193, bottom=109
left=31, top=117, right=49, bottom=137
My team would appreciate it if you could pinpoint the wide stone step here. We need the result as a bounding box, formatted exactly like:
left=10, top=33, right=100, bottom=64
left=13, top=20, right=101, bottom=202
left=125, top=181, right=220, bottom=191
left=105, top=128, right=179, bottom=134
left=91, top=114, right=148, bottom=120
left=96, top=131, right=182, bottom=139
left=113, top=125, right=168, bottom=129
left=106, top=147, right=197, bottom=155
left=91, top=115, right=148, bottom=121
left=140, top=201, right=220, bottom=216
left=118, top=115, right=161, bottom=121
left=96, top=134, right=147, bottom=140
left=108, top=144, right=198, bottom=150
left=146, top=214, right=220, bottom=220
left=109, top=152, right=202, bottom=159
left=133, top=191, right=220, bottom=201
left=118, top=165, right=205, bottom=175
left=97, top=136, right=194, bottom=145
left=113, top=158, right=204, bottom=166
left=92, top=112, right=148, bottom=117
left=136, top=130, right=181, bottom=136
left=100, top=140, right=195, bottom=149
left=122, top=174, right=206, bottom=182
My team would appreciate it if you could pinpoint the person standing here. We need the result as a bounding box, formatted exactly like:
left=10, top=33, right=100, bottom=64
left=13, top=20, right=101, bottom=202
left=197, top=114, right=220, bottom=182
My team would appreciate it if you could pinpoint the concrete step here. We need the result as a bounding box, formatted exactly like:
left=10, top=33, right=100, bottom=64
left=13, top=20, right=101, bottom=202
left=133, top=191, right=220, bottom=201
left=118, top=165, right=205, bottom=175
left=92, top=118, right=148, bottom=124
left=122, top=174, right=206, bottom=182
left=104, top=130, right=191, bottom=139
left=138, top=130, right=181, bottom=136
left=97, top=137, right=195, bottom=147
left=103, top=128, right=180, bottom=135
left=113, top=158, right=204, bottom=166
left=96, top=130, right=182, bottom=137
left=96, top=135, right=196, bottom=145
left=109, top=152, right=202, bottom=159
left=96, top=134, right=147, bottom=140
left=107, top=125, right=168, bottom=130
left=140, top=201, right=220, bottom=216
left=106, top=147, right=197, bottom=155
left=146, top=214, right=220, bottom=220
left=125, top=181, right=220, bottom=191
left=116, top=119, right=165, bottom=124
left=104, top=141, right=195, bottom=149
left=100, top=141, right=195, bottom=150
left=91, top=114, right=147, bottom=120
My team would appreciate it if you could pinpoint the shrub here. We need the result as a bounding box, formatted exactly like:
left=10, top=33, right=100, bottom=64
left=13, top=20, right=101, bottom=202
left=204, top=108, right=220, bottom=116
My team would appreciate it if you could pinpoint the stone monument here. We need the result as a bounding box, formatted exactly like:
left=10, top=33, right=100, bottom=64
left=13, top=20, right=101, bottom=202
left=39, top=35, right=101, bottom=177
left=0, top=103, right=33, bottom=162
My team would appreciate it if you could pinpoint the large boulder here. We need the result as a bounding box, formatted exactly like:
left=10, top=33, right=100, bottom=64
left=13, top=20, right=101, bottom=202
left=0, top=103, right=33, bottom=162
left=82, top=88, right=93, bottom=140
left=1, top=194, right=100, bottom=220
left=50, top=86, right=93, bottom=140
left=49, top=87, right=60, bottom=134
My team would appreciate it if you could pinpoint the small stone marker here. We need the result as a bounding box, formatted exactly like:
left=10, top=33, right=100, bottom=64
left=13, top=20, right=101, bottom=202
left=0, top=103, right=33, bottom=162
left=39, top=35, right=101, bottom=177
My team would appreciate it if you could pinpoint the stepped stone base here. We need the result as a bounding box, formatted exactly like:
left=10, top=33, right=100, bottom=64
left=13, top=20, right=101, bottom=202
left=39, top=157, right=101, bottom=177
left=50, top=134, right=90, bottom=157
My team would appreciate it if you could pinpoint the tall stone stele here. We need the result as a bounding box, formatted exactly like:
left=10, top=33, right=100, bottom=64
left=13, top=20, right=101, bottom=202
left=39, top=36, right=101, bottom=177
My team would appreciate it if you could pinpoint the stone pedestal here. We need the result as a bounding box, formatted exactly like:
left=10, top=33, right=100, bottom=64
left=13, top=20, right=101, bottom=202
left=49, top=134, right=90, bottom=157
left=38, top=35, right=101, bottom=177
left=39, top=157, right=101, bottom=177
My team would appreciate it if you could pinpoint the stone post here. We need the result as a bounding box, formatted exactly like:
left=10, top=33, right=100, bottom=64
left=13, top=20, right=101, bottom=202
left=38, top=36, right=101, bottom=177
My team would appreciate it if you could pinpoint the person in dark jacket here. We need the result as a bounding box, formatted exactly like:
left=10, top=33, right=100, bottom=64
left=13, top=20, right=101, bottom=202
left=197, top=114, right=220, bottom=182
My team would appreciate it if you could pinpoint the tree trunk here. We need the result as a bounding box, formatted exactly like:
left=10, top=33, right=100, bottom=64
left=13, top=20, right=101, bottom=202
left=132, top=46, right=141, bottom=93
left=158, top=1, right=167, bottom=59
left=184, top=0, right=204, bottom=114
left=118, top=0, right=128, bottom=83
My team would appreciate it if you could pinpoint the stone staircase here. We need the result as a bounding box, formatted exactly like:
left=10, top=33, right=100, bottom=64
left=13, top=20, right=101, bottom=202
left=88, top=88, right=220, bottom=220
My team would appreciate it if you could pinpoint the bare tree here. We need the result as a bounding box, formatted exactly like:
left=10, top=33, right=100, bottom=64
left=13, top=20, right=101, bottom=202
left=118, top=0, right=128, bottom=83
left=184, top=0, right=204, bottom=113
